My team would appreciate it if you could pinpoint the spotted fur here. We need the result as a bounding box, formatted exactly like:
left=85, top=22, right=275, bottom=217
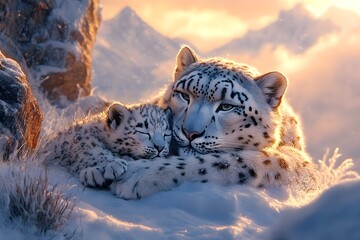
left=111, top=46, right=317, bottom=199
left=41, top=103, right=172, bottom=187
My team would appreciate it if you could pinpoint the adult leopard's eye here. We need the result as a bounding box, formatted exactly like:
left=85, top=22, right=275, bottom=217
left=217, top=103, right=235, bottom=112
left=175, top=91, right=190, bottom=103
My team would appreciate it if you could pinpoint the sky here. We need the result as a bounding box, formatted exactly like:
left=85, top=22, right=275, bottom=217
left=100, top=0, right=360, bottom=51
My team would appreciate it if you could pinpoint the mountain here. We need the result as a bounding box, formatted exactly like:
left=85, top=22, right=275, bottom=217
left=211, top=4, right=339, bottom=56
left=92, top=7, right=187, bottom=104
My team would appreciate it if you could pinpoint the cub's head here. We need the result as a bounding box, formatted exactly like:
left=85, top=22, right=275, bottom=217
left=105, top=103, right=172, bottom=159
left=165, top=46, right=287, bottom=156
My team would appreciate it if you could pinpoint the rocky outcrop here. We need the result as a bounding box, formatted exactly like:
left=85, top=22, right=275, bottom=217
left=0, top=0, right=101, bottom=105
left=0, top=51, right=43, bottom=159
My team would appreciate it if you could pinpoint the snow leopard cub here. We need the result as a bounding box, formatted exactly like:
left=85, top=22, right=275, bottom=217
left=41, top=102, right=172, bottom=187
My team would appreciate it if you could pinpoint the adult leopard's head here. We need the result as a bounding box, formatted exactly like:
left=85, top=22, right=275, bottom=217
left=162, top=46, right=287, bottom=156
left=106, top=103, right=172, bottom=159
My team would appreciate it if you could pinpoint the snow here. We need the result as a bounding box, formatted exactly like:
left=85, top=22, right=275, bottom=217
left=1, top=86, right=355, bottom=240
left=265, top=181, right=360, bottom=240
left=45, top=168, right=307, bottom=239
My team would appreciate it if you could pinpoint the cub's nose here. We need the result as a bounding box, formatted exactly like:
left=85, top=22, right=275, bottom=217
left=152, top=133, right=165, bottom=154
left=182, top=128, right=205, bottom=141
left=154, top=144, right=164, bottom=153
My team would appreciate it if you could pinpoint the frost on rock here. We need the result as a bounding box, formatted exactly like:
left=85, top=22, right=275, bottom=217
left=0, top=0, right=101, bottom=105
left=0, top=51, right=43, bottom=158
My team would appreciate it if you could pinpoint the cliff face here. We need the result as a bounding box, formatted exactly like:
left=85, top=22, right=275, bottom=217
left=0, top=51, right=43, bottom=159
left=0, top=0, right=101, bottom=104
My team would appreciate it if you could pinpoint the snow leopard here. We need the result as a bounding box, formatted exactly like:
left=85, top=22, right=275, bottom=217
left=41, top=102, right=172, bottom=187
left=110, top=46, right=317, bottom=199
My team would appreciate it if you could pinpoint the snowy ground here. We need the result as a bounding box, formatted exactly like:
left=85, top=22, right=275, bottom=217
left=59, top=149, right=360, bottom=240
left=0, top=98, right=358, bottom=240
left=3, top=155, right=358, bottom=240
left=266, top=181, right=360, bottom=240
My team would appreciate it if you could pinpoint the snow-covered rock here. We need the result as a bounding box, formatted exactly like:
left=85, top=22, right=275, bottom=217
left=0, top=51, right=42, bottom=159
left=0, top=0, right=101, bottom=105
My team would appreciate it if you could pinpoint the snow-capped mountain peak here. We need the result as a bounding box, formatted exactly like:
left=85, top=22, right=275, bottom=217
left=92, top=7, right=184, bottom=103
left=105, top=6, right=152, bottom=36
left=211, top=4, right=339, bottom=56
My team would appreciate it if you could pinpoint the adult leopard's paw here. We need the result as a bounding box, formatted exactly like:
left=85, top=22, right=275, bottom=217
left=109, top=169, right=150, bottom=200
left=111, top=179, right=141, bottom=200
left=103, top=159, right=128, bottom=180
left=110, top=168, right=172, bottom=200
left=79, top=166, right=109, bottom=188
left=79, top=159, right=128, bottom=188
left=110, top=159, right=183, bottom=199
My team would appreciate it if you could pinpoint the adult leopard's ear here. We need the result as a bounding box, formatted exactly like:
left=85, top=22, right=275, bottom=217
left=164, top=107, right=172, bottom=120
left=254, top=71, right=287, bottom=109
left=174, top=45, right=199, bottom=81
left=107, top=103, right=129, bottom=130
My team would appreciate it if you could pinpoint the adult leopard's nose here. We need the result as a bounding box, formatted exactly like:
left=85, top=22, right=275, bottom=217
left=182, top=128, right=205, bottom=142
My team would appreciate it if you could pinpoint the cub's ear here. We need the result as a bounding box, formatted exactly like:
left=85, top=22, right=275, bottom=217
left=174, top=45, right=199, bottom=81
left=107, top=103, right=129, bottom=130
left=254, top=71, right=287, bottom=109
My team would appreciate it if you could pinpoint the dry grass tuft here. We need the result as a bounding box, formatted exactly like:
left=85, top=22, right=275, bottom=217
left=0, top=162, right=76, bottom=238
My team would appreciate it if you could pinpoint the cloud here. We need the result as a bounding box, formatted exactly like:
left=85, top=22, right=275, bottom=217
left=159, top=9, right=248, bottom=51
left=285, top=29, right=360, bottom=161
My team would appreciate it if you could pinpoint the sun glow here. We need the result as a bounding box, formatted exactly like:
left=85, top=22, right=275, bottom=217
left=160, top=10, right=248, bottom=51
left=78, top=208, right=161, bottom=232
left=303, top=0, right=360, bottom=18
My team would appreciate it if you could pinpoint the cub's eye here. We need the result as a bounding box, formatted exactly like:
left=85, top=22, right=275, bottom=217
left=176, top=91, right=190, bottom=102
left=217, top=103, right=235, bottom=112
left=136, top=130, right=150, bottom=138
